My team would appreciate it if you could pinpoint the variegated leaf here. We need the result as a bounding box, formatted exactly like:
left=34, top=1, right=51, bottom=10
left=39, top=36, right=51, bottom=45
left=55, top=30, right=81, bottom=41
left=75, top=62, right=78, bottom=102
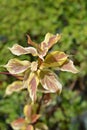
left=9, top=44, right=38, bottom=56
left=38, top=47, right=48, bottom=60
left=31, top=114, right=41, bottom=124
left=24, top=104, right=32, bottom=119
left=43, top=33, right=61, bottom=49
left=28, top=72, right=39, bottom=101
left=40, top=69, right=62, bottom=93
left=5, top=81, right=23, bottom=96
left=41, top=51, right=68, bottom=68
left=4, top=58, right=30, bottom=74
left=23, top=70, right=30, bottom=88
left=38, top=33, right=61, bottom=58
left=11, top=118, right=25, bottom=130
left=31, top=61, right=38, bottom=72
left=26, top=125, right=34, bottom=130
left=40, top=33, right=61, bottom=51
left=60, top=60, right=79, bottom=73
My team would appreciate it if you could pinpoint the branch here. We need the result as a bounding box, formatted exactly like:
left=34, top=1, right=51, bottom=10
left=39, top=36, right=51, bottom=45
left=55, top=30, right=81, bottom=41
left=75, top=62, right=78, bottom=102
left=36, top=93, right=44, bottom=114
left=0, top=71, right=23, bottom=80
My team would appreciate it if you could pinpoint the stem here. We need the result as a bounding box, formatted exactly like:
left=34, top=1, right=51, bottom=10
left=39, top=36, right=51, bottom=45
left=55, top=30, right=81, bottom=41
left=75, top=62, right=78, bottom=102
left=33, top=125, right=35, bottom=130
left=36, top=93, right=44, bottom=114
left=0, top=71, right=23, bottom=80
left=0, top=71, right=11, bottom=75
left=32, top=94, right=44, bottom=128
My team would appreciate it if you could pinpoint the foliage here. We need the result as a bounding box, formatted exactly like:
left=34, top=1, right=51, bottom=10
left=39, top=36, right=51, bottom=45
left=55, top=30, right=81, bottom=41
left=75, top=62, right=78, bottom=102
left=3, top=33, right=78, bottom=129
left=0, top=0, right=87, bottom=130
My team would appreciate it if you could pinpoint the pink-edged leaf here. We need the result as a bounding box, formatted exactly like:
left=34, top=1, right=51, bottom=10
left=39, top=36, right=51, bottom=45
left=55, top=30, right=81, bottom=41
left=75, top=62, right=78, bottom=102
left=9, top=44, right=38, bottom=56
left=4, top=58, right=30, bottom=74
left=28, top=72, right=39, bottom=101
left=26, top=125, right=34, bottom=130
left=41, top=51, right=68, bottom=68
left=30, top=61, right=38, bottom=72
left=5, top=81, right=23, bottom=96
left=60, top=60, right=79, bottom=73
left=40, top=69, right=62, bottom=93
left=11, top=118, right=25, bottom=130
left=31, top=114, right=40, bottom=124
left=24, top=104, right=32, bottom=119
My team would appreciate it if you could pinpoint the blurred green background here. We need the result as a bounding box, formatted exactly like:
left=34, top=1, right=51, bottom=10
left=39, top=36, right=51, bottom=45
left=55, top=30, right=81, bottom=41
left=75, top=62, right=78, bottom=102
left=0, top=0, right=87, bottom=130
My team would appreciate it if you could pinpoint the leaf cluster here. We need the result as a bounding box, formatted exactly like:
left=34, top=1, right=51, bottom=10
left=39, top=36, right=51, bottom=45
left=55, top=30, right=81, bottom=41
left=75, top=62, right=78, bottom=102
left=0, top=0, right=87, bottom=130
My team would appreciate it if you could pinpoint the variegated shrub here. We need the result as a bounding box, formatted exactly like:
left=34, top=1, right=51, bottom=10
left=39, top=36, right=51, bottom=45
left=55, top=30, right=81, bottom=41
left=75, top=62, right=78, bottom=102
left=4, top=33, right=78, bottom=130
left=11, top=104, right=41, bottom=130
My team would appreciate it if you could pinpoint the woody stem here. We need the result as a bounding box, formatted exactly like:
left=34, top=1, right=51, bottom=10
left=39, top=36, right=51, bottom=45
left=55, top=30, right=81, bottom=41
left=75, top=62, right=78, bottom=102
left=37, top=93, right=44, bottom=114
left=0, top=71, right=23, bottom=80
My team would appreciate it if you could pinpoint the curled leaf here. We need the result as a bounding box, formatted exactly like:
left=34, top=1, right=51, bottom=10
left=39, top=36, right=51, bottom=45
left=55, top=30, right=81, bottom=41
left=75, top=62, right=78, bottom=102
left=42, top=51, right=68, bottom=68
left=40, top=33, right=61, bottom=51
left=4, top=58, right=30, bottom=74
left=28, top=72, right=39, bottom=101
left=5, top=81, right=23, bottom=96
left=43, top=33, right=61, bottom=50
left=38, top=33, right=61, bottom=58
left=9, top=44, right=38, bottom=56
left=60, top=60, right=79, bottom=73
left=11, top=118, right=25, bottom=130
left=40, top=69, right=62, bottom=93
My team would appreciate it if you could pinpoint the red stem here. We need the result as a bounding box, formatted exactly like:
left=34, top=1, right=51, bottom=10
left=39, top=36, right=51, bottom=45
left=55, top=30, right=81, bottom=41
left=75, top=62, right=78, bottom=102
left=0, top=71, right=23, bottom=80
